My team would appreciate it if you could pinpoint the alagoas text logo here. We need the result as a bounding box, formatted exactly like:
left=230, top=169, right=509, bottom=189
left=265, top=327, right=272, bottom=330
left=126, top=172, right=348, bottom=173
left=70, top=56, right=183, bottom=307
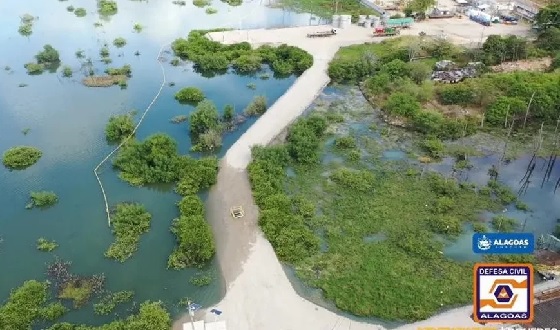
left=472, top=233, right=534, bottom=254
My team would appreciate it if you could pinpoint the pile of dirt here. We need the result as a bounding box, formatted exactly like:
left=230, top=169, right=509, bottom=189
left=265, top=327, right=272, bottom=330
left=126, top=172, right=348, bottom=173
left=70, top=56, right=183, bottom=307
left=491, top=57, right=552, bottom=73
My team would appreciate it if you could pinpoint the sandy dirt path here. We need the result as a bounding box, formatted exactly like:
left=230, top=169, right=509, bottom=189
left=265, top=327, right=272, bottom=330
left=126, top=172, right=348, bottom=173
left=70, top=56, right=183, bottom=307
left=174, top=20, right=536, bottom=330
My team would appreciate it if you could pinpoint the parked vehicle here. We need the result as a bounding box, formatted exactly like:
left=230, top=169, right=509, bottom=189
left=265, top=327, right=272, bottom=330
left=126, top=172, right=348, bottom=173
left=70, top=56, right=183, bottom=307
left=373, top=27, right=400, bottom=37
left=306, top=29, right=337, bottom=38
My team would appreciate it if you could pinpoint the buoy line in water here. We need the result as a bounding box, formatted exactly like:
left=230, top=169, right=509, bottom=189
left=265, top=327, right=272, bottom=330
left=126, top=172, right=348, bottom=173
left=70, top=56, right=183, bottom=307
left=94, top=44, right=168, bottom=227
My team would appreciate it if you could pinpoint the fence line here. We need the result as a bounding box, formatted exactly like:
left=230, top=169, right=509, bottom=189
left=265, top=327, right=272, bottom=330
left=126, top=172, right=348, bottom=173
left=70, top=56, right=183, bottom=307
left=94, top=44, right=168, bottom=227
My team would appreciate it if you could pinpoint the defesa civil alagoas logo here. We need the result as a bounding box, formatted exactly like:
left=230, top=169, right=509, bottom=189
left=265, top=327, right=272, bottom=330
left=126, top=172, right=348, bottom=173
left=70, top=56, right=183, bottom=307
left=473, top=263, right=534, bottom=323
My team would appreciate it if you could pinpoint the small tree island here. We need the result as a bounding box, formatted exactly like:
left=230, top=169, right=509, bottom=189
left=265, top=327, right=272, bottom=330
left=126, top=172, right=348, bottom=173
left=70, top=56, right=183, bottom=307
left=2, top=146, right=42, bottom=170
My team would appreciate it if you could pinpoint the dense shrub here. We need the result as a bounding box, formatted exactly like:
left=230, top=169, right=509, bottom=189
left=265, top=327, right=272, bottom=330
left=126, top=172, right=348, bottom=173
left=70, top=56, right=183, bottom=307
left=2, top=146, right=42, bottom=169
left=105, top=203, right=152, bottom=262
left=334, top=136, right=356, bottom=149
left=0, top=280, right=68, bottom=328
left=286, top=115, right=327, bottom=164
left=248, top=145, right=319, bottom=263
left=24, top=62, right=44, bottom=75
left=168, top=195, right=215, bottom=269
left=243, top=95, right=267, bottom=116
left=27, top=191, right=58, bottom=209
left=35, top=45, right=60, bottom=64
left=491, top=215, right=518, bottom=232
left=171, top=31, right=312, bottom=76
left=175, top=87, right=205, bottom=104
left=113, top=133, right=218, bottom=192
left=189, top=99, right=220, bottom=138
left=105, top=114, right=135, bottom=142
left=383, top=92, right=421, bottom=117
left=98, top=0, right=118, bottom=15
left=422, top=138, right=445, bottom=159
left=437, top=84, right=475, bottom=105
left=485, top=96, right=526, bottom=126
left=330, top=168, right=375, bottom=192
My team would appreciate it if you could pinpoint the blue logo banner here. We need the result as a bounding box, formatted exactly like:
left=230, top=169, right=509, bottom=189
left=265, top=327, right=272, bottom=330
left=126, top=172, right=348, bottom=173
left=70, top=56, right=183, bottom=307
left=472, top=233, right=534, bottom=254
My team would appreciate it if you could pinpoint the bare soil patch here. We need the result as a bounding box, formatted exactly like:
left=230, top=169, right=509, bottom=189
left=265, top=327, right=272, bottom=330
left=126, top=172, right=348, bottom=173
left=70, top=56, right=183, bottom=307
left=491, top=57, right=552, bottom=73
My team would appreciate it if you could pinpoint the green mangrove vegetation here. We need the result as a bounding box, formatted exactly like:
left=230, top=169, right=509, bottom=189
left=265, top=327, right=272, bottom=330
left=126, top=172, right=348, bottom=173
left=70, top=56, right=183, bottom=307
left=189, top=272, right=213, bottom=286
left=112, top=133, right=218, bottom=189
left=193, top=0, right=211, bottom=7
left=24, top=44, right=61, bottom=75
left=105, top=114, right=135, bottom=142
left=105, top=203, right=152, bottom=262
left=48, top=301, right=170, bottom=329
left=175, top=86, right=205, bottom=104
left=113, top=37, right=127, bottom=48
left=98, top=0, right=118, bottom=16
left=18, top=14, right=35, bottom=37
left=244, top=95, right=267, bottom=116
left=37, top=238, right=58, bottom=252
left=220, top=0, right=242, bottom=5
left=205, top=7, right=218, bottom=14
left=26, top=191, right=59, bottom=209
left=74, top=8, right=87, bottom=17
left=2, top=146, right=42, bottom=169
left=0, top=280, right=68, bottom=329
left=62, top=65, right=73, bottom=77
left=133, top=23, right=143, bottom=33
left=247, top=97, right=531, bottom=321
left=171, top=30, right=313, bottom=77
left=93, top=290, right=134, bottom=315
left=168, top=195, right=215, bottom=269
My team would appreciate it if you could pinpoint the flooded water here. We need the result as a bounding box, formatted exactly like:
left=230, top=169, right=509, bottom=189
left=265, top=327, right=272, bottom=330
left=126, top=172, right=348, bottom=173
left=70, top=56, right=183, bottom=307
left=0, top=0, right=325, bottom=326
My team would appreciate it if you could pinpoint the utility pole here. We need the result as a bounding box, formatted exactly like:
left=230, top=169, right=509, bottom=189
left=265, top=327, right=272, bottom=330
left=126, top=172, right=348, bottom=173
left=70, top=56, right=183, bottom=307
left=334, top=0, right=339, bottom=14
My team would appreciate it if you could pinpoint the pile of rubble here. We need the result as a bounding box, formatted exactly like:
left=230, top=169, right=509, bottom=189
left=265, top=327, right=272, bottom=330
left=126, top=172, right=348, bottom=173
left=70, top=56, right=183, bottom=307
left=431, top=60, right=482, bottom=83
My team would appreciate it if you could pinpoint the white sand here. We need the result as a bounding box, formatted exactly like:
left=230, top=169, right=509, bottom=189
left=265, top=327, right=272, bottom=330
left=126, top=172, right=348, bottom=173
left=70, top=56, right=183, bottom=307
left=173, top=21, right=535, bottom=330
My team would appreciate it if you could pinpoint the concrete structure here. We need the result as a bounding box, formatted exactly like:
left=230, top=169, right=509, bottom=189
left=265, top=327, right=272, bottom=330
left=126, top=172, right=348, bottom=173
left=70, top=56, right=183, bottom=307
left=204, top=321, right=227, bottom=330
left=183, top=320, right=227, bottom=330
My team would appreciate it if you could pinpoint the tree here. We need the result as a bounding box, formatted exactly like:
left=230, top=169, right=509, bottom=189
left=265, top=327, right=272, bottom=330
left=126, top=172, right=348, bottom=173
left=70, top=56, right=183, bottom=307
left=35, top=45, right=60, bottom=64
left=536, top=27, right=560, bottom=51
left=407, top=61, right=431, bottom=84
left=105, top=114, right=135, bottom=142
left=535, top=4, right=560, bottom=31
left=189, top=100, right=219, bottom=138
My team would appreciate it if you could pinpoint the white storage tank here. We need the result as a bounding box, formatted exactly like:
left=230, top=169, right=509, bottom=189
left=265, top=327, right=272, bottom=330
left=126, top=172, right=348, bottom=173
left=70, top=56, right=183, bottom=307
left=363, top=18, right=372, bottom=28
left=332, top=14, right=341, bottom=28
left=339, top=14, right=352, bottom=28
left=358, top=15, right=367, bottom=25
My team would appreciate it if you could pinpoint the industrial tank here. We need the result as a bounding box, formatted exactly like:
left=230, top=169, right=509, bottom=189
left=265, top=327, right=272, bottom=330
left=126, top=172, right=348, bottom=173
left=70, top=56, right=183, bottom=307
left=332, top=14, right=341, bottom=28
left=339, top=15, right=352, bottom=28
